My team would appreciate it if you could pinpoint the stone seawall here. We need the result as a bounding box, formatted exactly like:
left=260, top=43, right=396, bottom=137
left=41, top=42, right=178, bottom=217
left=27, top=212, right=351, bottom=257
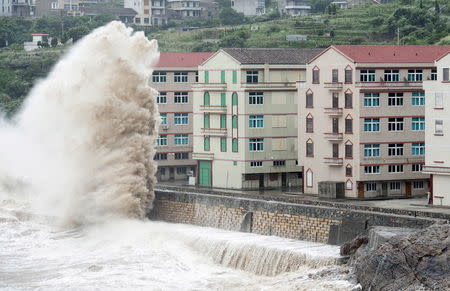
left=150, top=190, right=445, bottom=245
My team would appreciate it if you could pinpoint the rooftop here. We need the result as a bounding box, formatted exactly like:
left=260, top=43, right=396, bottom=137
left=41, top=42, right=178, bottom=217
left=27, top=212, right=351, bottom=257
left=222, top=48, right=324, bottom=65
left=155, top=52, right=214, bottom=68
left=333, top=45, right=450, bottom=63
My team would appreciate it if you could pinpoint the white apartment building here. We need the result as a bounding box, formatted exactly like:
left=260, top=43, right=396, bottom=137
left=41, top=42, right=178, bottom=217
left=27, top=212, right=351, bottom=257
left=299, top=45, right=450, bottom=198
left=231, top=0, right=265, bottom=16
left=423, top=51, right=450, bottom=206
left=193, top=48, right=323, bottom=189
left=124, top=0, right=167, bottom=26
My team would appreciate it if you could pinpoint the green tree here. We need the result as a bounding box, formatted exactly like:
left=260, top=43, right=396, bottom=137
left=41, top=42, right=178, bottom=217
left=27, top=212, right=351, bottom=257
left=50, top=37, right=58, bottom=47
left=219, top=7, right=246, bottom=26
left=434, top=0, right=440, bottom=13
left=65, top=25, right=90, bottom=42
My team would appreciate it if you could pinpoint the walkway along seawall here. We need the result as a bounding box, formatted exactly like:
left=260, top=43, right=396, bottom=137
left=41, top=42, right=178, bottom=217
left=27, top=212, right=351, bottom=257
left=149, top=190, right=448, bottom=245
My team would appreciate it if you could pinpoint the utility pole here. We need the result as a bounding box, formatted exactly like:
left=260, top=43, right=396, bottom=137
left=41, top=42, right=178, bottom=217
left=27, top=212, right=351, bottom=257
left=397, top=28, right=400, bottom=45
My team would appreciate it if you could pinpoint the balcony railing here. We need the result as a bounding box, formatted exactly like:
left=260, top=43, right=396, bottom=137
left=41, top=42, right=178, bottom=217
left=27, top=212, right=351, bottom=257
left=324, top=107, right=343, bottom=116
left=201, top=127, right=227, bottom=136
left=324, top=132, right=343, bottom=141
left=324, top=157, right=343, bottom=166
left=199, top=105, right=227, bottom=113
left=355, top=81, right=422, bottom=88
left=192, top=152, right=214, bottom=160
left=324, top=82, right=343, bottom=90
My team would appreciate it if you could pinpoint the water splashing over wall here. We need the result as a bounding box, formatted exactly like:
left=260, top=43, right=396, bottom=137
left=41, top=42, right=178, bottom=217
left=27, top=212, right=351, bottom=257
left=0, top=21, right=160, bottom=225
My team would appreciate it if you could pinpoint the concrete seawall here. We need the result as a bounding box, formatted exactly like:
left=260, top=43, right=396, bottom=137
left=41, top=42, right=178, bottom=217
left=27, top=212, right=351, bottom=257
left=150, top=190, right=446, bottom=245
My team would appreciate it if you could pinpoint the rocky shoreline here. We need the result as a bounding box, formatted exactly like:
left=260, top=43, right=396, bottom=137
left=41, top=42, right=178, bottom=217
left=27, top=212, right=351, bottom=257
left=342, top=224, right=450, bottom=291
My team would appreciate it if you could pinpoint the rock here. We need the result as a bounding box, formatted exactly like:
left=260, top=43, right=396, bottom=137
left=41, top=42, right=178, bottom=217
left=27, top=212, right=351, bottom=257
left=340, top=234, right=368, bottom=256
left=353, top=224, right=450, bottom=291
left=367, top=226, right=417, bottom=250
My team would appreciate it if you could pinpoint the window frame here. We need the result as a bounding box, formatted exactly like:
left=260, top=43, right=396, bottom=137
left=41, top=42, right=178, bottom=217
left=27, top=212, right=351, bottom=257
left=174, top=92, right=189, bottom=104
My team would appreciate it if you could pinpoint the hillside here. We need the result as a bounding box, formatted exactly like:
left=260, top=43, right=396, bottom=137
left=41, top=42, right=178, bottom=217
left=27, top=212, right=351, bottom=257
left=151, top=1, right=450, bottom=52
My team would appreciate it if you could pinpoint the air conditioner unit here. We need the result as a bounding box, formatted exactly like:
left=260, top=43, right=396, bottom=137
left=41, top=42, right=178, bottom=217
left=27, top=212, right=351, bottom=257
left=162, top=125, right=169, bottom=130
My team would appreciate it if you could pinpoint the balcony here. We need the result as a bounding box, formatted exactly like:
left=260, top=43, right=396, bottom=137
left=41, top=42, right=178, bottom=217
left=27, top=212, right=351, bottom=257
left=324, top=132, right=343, bottom=141
left=324, top=107, right=343, bottom=116
left=324, top=82, right=343, bottom=90
left=192, top=152, right=214, bottom=160
left=201, top=127, right=227, bottom=136
left=355, top=81, right=422, bottom=90
left=241, top=82, right=297, bottom=91
left=324, top=157, right=343, bottom=166
left=199, top=105, right=227, bottom=113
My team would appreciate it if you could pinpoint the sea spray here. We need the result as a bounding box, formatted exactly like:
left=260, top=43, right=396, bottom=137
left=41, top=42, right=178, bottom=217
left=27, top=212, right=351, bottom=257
left=0, top=21, right=160, bottom=224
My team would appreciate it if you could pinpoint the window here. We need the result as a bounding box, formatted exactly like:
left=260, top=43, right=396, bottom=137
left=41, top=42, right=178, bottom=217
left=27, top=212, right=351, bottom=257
left=306, top=91, right=313, bottom=107
left=173, top=72, right=188, bottom=83
left=273, top=160, right=286, bottom=166
left=220, top=93, right=226, bottom=106
left=388, top=144, right=404, bottom=156
left=221, top=71, right=225, bottom=83
left=332, top=69, right=338, bottom=82
left=345, top=68, right=352, bottom=83
left=232, top=115, right=238, bottom=129
left=249, top=115, right=264, bottom=128
left=157, top=135, right=167, bottom=146
left=332, top=143, right=339, bottom=158
left=232, top=138, right=238, bottom=152
left=364, top=144, right=380, bottom=157
left=345, top=143, right=353, bottom=158
left=435, top=120, right=443, bottom=134
left=160, top=113, right=167, bottom=125
left=346, top=180, right=353, bottom=190
left=390, top=182, right=401, bottom=190
left=174, top=134, right=188, bottom=145
left=388, top=164, right=404, bottom=173
left=144, top=18, right=149, bottom=24
left=152, top=72, right=166, bottom=82
left=204, top=136, right=210, bottom=151
left=249, top=92, right=264, bottom=104
left=388, top=118, right=404, bottom=131
left=232, top=92, right=238, bottom=106
left=250, top=161, right=263, bottom=167
left=174, top=152, right=189, bottom=160
left=360, top=69, right=375, bottom=82
left=412, top=92, right=425, bottom=106
left=220, top=137, right=227, bottom=152
left=156, top=92, right=167, bottom=104
left=412, top=143, right=425, bottom=155
left=408, top=69, right=423, bottom=81
left=176, top=167, right=186, bottom=175
left=246, top=71, right=258, bottom=83
left=232, top=70, right=237, bottom=84
left=388, top=93, right=403, bottom=106
left=413, top=181, right=424, bottom=189
left=443, top=68, right=449, bottom=81
left=312, top=68, right=320, bottom=83
left=364, top=165, right=380, bottom=174
left=195, top=72, right=199, bottom=82
left=204, top=71, right=209, bottom=83
left=412, top=117, right=425, bottom=131
left=384, top=69, right=399, bottom=82
left=435, top=92, right=443, bottom=108
left=135, top=17, right=141, bottom=24
left=203, top=114, right=210, bottom=128
left=364, top=118, right=380, bottom=132
left=364, top=93, right=379, bottom=107
left=249, top=138, right=264, bottom=151
left=174, top=92, right=188, bottom=103
left=174, top=113, right=188, bottom=125
left=306, top=169, right=313, bottom=187
left=332, top=93, right=339, bottom=108
left=346, top=165, right=352, bottom=177
left=345, top=118, right=353, bottom=133
left=306, top=116, right=313, bottom=133
left=220, top=114, right=226, bottom=129
left=306, top=140, right=314, bottom=157
left=154, top=153, right=167, bottom=160
left=51, top=2, right=58, bottom=9
left=345, top=92, right=352, bottom=108
left=412, top=164, right=423, bottom=172
left=431, top=69, right=437, bottom=81
left=366, top=183, right=377, bottom=192
left=203, top=92, right=210, bottom=105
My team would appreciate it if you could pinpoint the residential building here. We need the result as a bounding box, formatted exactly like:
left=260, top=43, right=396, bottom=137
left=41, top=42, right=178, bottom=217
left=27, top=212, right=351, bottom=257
left=231, top=0, right=265, bottom=16
left=124, top=0, right=167, bottom=26
left=151, top=52, right=213, bottom=182
left=423, top=51, right=450, bottom=206
left=298, top=45, right=450, bottom=198
left=279, top=0, right=311, bottom=16
left=11, top=0, right=35, bottom=16
left=1, top=0, right=12, bottom=16
left=193, top=48, right=323, bottom=189
left=167, top=0, right=217, bottom=19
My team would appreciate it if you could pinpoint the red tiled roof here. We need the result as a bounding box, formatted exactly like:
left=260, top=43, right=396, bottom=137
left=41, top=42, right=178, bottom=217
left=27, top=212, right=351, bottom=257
left=333, top=45, right=450, bottom=63
left=155, top=52, right=214, bottom=68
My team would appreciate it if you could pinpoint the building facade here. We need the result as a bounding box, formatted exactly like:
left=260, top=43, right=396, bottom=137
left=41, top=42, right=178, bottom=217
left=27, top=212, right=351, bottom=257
left=231, top=0, right=265, bottom=16
left=423, top=51, right=450, bottom=206
left=193, top=48, right=323, bottom=190
left=1, top=0, right=12, bottom=16
left=124, top=0, right=167, bottom=26
left=279, top=0, right=311, bottom=16
left=298, top=45, right=450, bottom=198
left=151, top=52, right=213, bottom=182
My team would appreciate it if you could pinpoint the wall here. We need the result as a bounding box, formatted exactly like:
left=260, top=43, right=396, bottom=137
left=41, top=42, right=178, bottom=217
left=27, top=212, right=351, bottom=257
left=150, top=190, right=444, bottom=245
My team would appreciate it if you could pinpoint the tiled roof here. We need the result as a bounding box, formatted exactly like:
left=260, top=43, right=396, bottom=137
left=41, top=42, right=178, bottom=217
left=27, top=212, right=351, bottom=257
left=155, top=52, right=214, bottom=68
left=222, top=48, right=324, bottom=65
left=333, top=45, right=450, bottom=63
